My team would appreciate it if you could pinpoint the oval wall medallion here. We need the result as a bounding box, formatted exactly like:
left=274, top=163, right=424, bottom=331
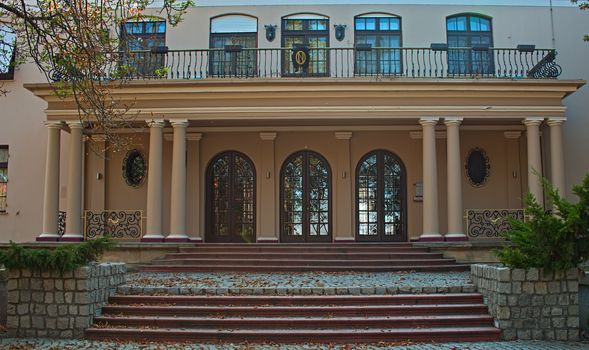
left=466, top=148, right=490, bottom=187
left=122, top=149, right=147, bottom=188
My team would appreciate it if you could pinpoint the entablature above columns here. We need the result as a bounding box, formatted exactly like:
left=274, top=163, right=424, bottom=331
left=27, top=79, right=584, bottom=124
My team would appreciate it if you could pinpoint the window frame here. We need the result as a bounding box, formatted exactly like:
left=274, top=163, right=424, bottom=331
left=281, top=14, right=330, bottom=77
left=353, top=14, right=403, bottom=76
left=209, top=14, right=259, bottom=78
left=119, top=19, right=167, bottom=78
left=446, top=13, right=495, bottom=76
left=0, top=145, right=8, bottom=213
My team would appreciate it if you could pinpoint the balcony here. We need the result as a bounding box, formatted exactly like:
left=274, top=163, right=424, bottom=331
left=100, top=45, right=562, bottom=81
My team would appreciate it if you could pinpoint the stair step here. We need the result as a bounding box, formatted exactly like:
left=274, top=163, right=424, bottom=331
left=101, top=303, right=489, bottom=317
left=108, top=293, right=483, bottom=306
left=93, top=314, right=494, bottom=329
left=162, top=252, right=446, bottom=260
left=85, top=326, right=501, bottom=343
left=178, top=247, right=430, bottom=253
left=154, top=258, right=457, bottom=267
left=141, top=264, right=470, bottom=273
left=189, top=243, right=415, bottom=247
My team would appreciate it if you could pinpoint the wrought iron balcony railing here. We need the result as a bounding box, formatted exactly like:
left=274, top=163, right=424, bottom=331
left=92, top=45, right=561, bottom=81
left=84, top=210, right=144, bottom=241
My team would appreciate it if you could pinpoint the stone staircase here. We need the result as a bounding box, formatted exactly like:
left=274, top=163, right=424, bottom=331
left=85, top=293, right=501, bottom=343
left=140, top=243, right=470, bottom=272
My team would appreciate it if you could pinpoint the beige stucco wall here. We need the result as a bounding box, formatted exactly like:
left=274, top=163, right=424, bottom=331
left=0, top=2, right=587, bottom=242
left=85, top=129, right=523, bottom=242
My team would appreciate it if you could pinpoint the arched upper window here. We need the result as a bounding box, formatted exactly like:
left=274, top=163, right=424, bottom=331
left=0, top=26, right=16, bottom=80
left=446, top=14, right=494, bottom=76
left=210, top=14, right=258, bottom=77
left=281, top=13, right=329, bottom=77
left=354, top=13, right=402, bottom=76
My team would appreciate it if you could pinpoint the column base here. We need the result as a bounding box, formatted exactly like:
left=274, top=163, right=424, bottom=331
left=36, top=234, right=60, bottom=242
left=418, top=234, right=445, bottom=242
left=257, top=238, right=279, bottom=243
left=334, top=237, right=356, bottom=243
left=59, top=235, right=84, bottom=242
left=444, top=234, right=469, bottom=242
left=141, top=236, right=165, bottom=243
left=165, top=236, right=191, bottom=243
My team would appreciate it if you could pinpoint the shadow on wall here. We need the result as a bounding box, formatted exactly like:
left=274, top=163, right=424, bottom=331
left=0, top=269, right=6, bottom=328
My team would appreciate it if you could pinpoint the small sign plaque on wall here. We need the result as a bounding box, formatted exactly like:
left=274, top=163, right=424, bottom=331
left=414, top=182, right=423, bottom=202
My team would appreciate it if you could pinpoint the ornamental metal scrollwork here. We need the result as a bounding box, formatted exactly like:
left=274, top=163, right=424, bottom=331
left=466, top=148, right=490, bottom=187
left=466, top=209, right=525, bottom=239
left=527, top=51, right=562, bottom=79
left=122, top=149, right=147, bottom=188
left=84, top=210, right=143, bottom=240
left=58, top=211, right=66, bottom=236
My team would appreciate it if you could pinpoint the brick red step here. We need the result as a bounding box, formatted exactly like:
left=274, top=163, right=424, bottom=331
left=178, top=246, right=431, bottom=253
left=101, top=303, right=489, bottom=317
left=107, top=293, right=484, bottom=306
left=93, top=314, right=494, bottom=329
left=85, top=326, right=501, bottom=343
left=141, top=264, right=470, bottom=273
left=161, top=252, right=447, bottom=260
left=154, top=258, right=457, bottom=267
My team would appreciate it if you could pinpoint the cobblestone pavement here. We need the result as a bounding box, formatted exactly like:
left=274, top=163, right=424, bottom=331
left=126, top=271, right=472, bottom=290
left=1, top=339, right=589, bottom=349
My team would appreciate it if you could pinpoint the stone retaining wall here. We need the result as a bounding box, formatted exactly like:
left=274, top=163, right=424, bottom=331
left=471, top=264, right=579, bottom=341
left=7, top=262, right=126, bottom=338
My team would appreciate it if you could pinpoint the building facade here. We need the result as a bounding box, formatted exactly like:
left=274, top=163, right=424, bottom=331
left=1, top=1, right=588, bottom=244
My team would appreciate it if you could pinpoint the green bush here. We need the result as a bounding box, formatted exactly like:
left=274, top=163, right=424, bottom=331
left=496, top=173, right=589, bottom=272
left=0, top=237, right=116, bottom=273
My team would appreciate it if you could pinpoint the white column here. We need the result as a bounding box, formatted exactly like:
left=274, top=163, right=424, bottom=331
left=142, top=119, right=165, bottom=242
left=419, top=117, right=443, bottom=241
left=444, top=117, right=467, bottom=241
left=61, top=121, right=85, bottom=241
left=258, top=132, right=278, bottom=242
left=38, top=122, right=63, bottom=241
left=167, top=120, right=189, bottom=242
left=523, top=117, right=545, bottom=207
left=186, top=133, right=203, bottom=242
left=547, top=118, right=566, bottom=197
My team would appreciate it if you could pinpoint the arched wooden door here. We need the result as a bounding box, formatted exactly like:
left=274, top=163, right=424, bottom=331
left=280, top=150, right=332, bottom=242
left=356, top=150, right=407, bottom=242
left=206, top=151, right=256, bottom=243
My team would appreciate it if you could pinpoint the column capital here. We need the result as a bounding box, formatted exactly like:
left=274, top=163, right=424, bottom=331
left=146, top=119, right=165, bottom=128
left=170, top=119, right=189, bottom=127
left=419, top=117, right=439, bottom=126
left=443, top=117, right=463, bottom=126
left=523, top=117, right=544, bottom=127
left=186, top=133, right=203, bottom=141
left=260, top=132, right=277, bottom=141
left=44, top=121, right=64, bottom=129
left=335, top=131, right=353, bottom=140
left=504, top=131, right=522, bottom=139
left=65, top=120, right=83, bottom=129
left=547, top=117, right=566, bottom=126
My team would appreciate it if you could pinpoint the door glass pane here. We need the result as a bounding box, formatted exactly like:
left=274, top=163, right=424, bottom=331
left=383, top=154, right=403, bottom=236
left=308, top=153, right=330, bottom=236
left=282, top=154, right=304, bottom=237
left=210, top=155, right=231, bottom=238
left=233, top=154, right=255, bottom=242
left=357, top=154, right=378, bottom=236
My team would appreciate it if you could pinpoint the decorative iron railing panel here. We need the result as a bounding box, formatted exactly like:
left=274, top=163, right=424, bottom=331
left=83, top=210, right=144, bottom=241
left=90, top=47, right=560, bottom=81
left=465, top=209, right=525, bottom=239
left=58, top=211, right=66, bottom=236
